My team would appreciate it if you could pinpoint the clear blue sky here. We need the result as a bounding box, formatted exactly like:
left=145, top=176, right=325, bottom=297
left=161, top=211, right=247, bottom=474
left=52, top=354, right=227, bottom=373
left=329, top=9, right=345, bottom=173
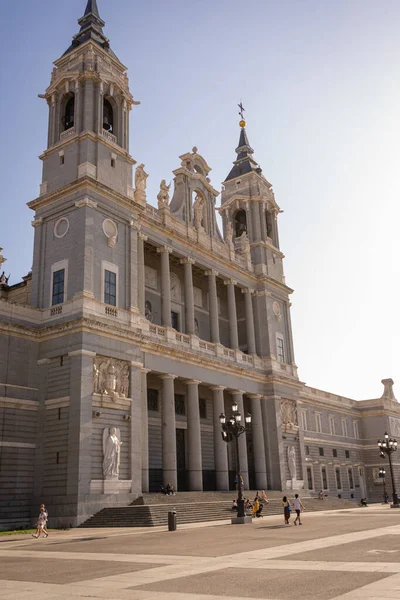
left=0, top=0, right=399, bottom=400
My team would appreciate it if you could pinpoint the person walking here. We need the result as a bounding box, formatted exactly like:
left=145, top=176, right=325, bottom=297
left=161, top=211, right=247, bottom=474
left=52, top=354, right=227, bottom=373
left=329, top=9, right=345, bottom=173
left=282, top=496, right=291, bottom=525
left=293, top=494, right=304, bottom=525
left=32, top=505, right=48, bottom=539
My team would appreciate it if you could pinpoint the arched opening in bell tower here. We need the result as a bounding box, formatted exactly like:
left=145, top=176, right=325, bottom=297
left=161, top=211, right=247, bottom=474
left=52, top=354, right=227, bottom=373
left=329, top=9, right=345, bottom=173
left=61, top=93, right=75, bottom=131
left=234, top=209, right=247, bottom=238
left=103, top=98, right=115, bottom=133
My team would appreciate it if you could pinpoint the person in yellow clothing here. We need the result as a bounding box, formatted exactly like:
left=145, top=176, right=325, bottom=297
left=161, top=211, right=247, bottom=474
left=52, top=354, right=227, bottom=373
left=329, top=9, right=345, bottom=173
left=252, top=497, right=260, bottom=518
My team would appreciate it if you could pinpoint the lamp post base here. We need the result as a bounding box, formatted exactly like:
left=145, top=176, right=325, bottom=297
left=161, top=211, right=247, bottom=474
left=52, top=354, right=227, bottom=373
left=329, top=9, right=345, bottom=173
left=231, top=516, right=253, bottom=525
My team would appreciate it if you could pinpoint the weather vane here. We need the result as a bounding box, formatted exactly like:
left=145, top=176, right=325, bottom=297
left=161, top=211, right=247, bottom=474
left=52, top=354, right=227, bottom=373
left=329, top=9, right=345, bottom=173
left=238, top=102, right=245, bottom=120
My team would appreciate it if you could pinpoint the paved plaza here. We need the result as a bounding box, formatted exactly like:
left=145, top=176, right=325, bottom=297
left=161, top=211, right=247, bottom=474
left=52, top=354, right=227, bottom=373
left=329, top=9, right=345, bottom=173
left=1, top=504, right=400, bottom=599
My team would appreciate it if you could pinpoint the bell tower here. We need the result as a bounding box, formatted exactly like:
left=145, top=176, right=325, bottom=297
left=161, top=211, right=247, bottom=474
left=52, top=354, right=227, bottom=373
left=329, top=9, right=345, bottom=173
left=220, top=112, right=282, bottom=277
left=29, top=0, right=141, bottom=310
left=39, top=0, right=138, bottom=199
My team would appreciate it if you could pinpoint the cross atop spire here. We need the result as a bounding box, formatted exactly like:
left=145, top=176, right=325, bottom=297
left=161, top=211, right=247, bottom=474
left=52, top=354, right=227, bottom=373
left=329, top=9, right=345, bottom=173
left=63, top=0, right=118, bottom=60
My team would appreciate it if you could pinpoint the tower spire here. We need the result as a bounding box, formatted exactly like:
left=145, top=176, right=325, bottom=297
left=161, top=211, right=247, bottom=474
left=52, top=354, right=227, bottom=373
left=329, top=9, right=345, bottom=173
left=84, top=0, right=100, bottom=17
left=224, top=107, right=262, bottom=182
left=63, top=0, right=118, bottom=59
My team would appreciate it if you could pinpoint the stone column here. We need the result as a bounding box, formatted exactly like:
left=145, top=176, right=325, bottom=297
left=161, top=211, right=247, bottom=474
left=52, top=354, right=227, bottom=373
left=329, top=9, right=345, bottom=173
left=231, top=390, right=249, bottom=489
left=97, top=81, right=104, bottom=134
left=206, top=270, right=220, bottom=343
left=158, top=246, right=172, bottom=328
left=251, top=200, right=262, bottom=241
left=243, top=288, right=257, bottom=355
left=186, top=380, right=203, bottom=490
left=129, top=223, right=139, bottom=311
left=211, top=386, right=229, bottom=490
left=137, top=233, right=147, bottom=316
left=259, top=201, right=267, bottom=240
left=141, top=368, right=150, bottom=493
left=225, top=279, right=239, bottom=350
left=248, top=394, right=268, bottom=489
left=160, top=374, right=177, bottom=489
left=130, top=362, right=142, bottom=497
left=272, top=211, right=280, bottom=249
left=83, top=79, right=94, bottom=132
left=67, top=350, right=96, bottom=524
left=181, top=258, right=196, bottom=335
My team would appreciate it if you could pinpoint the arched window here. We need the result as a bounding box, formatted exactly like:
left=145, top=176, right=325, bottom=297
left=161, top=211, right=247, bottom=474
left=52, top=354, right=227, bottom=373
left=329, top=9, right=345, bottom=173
left=62, top=94, right=75, bottom=131
left=103, top=99, right=114, bottom=133
left=234, top=209, right=247, bottom=238
left=266, top=211, right=273, bottom=239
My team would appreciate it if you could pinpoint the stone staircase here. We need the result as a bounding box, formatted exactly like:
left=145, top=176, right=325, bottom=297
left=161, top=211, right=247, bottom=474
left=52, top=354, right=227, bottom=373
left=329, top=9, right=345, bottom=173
left=80, top=492, right=359, bottom=528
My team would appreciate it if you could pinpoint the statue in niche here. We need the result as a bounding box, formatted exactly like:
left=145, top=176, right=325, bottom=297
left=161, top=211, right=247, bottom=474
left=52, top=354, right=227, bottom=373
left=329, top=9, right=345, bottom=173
left=145, top=300, right=153, bottom=322
left=157, top=179, right=171, bottom=208
left=225, top=221, right=233, bottom=245
left=194, top=318, right=200, bottom=336
left=105, top=363, right=117, bottom=396
left=281, top=399, right=298, bottom=429
left=287, top=445, right=297, bottom=480
left=193, top=194, right=204, bottom=230
left=102, top=427, right=122, bottom=479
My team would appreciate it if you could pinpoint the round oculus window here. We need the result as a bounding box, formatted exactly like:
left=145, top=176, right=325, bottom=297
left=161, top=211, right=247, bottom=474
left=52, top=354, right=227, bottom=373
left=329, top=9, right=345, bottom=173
left=102, top=218, right=118, bottom=239
left=54, top=217, right=69, bottom=239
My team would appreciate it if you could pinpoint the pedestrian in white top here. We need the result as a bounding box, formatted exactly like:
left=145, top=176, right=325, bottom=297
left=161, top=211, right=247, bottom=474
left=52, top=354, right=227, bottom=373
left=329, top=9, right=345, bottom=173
left=293, top=493, right=305, bottom=525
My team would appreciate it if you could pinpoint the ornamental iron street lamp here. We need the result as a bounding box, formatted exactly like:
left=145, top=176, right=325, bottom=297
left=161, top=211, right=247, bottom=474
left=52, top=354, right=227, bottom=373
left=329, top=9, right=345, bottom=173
left=377, top=433, right=399, bottom=505
left=220, top=404, right=252, bottom=518
left=378, top=467, right=388, bottom=503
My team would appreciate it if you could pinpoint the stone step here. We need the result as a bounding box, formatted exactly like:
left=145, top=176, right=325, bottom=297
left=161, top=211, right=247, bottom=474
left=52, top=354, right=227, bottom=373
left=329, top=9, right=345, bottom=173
left=80, top=497, right=358, bottom=528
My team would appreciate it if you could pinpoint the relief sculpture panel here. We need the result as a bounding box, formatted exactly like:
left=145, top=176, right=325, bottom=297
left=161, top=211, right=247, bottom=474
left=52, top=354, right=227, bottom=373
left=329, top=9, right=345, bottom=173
left=280, top=398, right=298, bottom=432
left=93, top=356, right=130, bottom=399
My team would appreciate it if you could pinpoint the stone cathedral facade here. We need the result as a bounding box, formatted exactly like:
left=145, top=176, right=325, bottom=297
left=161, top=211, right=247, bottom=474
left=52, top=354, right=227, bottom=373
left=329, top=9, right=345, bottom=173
left=0, top=1, right=399, bottom=529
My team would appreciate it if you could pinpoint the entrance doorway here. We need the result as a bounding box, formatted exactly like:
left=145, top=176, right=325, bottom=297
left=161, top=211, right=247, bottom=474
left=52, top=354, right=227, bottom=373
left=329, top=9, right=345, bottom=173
left=358, top=467, right=366, bottom=498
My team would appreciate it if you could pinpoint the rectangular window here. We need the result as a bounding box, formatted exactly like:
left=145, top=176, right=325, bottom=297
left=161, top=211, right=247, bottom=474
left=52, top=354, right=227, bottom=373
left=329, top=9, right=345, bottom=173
left=335, top=467, right=342, bottom=490
left=277, top=337, right=285, bottom=363
left=147, top=389, right=159, bottom=412
left=301, top=411, right=308, bottom=431
left=171, top=311, right=179, bottom=331
left=104, top=270, right=117, bottom=306
left=319, top=447, right=324, bottom=457
left=345, top=450, right=350, bottom=459
left=305, top=445, right=310, bottom=456
left=52, top=269, right=65, bottom=306
left=199, top=398, right=207, bottom=419
left=348, top=467, right=354, bottom=489
left=329, top=415, right=335, bottom=435
left=307, top=467, right=313, bottom=490
left=315, top=413, right=322, bottom=433
left=353, top=421, right=359, bottom=439
left=321, top=467, right=328, bottom=490
left=333, top=449, right=338, bottom=458
left=341, top=418, right=348, bottom=437
left=174, top=394, right=185, bottom=416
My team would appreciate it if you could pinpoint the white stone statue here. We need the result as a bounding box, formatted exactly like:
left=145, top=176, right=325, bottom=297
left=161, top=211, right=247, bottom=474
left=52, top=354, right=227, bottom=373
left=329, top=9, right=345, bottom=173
left=134, top=164, right=148, bottom=204
left=102, top=427, right=122, bottom=479
left=157, top=179, right=171, bottom=209
left=287, top=445, right=297, bottom=480
left=193, top=193, right=204, bottom=230
left=105, top=363, right=117, bottom=396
